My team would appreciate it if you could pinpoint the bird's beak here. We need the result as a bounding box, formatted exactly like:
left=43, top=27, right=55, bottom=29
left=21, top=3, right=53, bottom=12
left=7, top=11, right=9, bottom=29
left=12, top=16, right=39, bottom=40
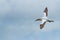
left=35, top=18, right=42, bottom=21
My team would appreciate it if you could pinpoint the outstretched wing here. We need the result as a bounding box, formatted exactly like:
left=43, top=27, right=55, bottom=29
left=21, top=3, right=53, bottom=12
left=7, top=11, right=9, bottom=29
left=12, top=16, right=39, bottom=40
left=40, top=22, right=46, bottom=29
left=40, top=19, right=46, bottom=29
left=43, top=7, right=48, bottom=17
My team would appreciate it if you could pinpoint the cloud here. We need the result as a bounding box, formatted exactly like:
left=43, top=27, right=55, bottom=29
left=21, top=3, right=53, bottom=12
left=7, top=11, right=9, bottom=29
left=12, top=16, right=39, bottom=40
left=0, top=0, right=60, bottom=20
left=0, top=17, right=60, bottom=40
left=0, top=0, right=60, bottom=40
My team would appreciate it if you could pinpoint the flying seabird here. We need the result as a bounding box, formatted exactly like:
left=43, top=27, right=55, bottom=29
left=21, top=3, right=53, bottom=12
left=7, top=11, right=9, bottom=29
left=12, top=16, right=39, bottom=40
left=35, top=7, right=54, bottom=29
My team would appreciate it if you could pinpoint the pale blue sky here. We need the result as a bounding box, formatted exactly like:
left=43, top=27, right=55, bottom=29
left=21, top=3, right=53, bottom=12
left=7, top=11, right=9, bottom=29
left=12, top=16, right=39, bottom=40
left=0, top=0, right=60, bottom=40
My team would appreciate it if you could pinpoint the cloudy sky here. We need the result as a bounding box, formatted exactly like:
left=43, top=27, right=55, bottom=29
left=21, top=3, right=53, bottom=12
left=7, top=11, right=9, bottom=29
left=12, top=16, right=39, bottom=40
left=0, top=0, right=60, bottom=40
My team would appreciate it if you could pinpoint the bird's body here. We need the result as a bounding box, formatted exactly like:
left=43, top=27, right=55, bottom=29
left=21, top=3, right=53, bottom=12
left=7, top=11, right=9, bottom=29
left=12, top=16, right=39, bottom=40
left=35, top=7, right=54, bottom=29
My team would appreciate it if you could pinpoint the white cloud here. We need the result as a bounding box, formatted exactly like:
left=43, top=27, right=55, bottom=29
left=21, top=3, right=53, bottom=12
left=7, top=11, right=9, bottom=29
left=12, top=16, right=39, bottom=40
left=0, top=0, right=60, bottom=20
left=1, top=19, right=60, bottom=40
left=0, top=0, right=60, bottom=40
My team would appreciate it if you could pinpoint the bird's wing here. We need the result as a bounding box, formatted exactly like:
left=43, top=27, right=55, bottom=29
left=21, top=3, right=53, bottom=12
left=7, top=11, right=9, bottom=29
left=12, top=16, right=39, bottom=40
left=40, top=19, right=46, bottom=29
left=43, top=7, right=48, bottom=17
left=40, top=21, right=46, bottom=29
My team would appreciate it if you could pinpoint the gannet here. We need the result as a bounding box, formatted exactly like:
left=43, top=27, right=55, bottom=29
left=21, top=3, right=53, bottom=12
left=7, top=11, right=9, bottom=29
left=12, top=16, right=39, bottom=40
left=35, top=7, right=54, bottom=29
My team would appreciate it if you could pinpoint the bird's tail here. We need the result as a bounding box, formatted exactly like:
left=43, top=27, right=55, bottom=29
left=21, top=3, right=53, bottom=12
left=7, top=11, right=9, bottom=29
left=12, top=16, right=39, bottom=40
left=47, top=19, right=54, bottom=22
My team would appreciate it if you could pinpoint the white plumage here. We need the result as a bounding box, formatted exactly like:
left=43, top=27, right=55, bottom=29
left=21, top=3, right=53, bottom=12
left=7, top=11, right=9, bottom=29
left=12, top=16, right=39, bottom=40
left=35, top=7, right=54, bottom=29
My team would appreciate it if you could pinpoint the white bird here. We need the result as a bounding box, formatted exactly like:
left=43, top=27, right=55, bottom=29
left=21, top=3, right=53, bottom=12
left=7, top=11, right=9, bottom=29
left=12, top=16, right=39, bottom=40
left=35, top=7, right=54, bottom=29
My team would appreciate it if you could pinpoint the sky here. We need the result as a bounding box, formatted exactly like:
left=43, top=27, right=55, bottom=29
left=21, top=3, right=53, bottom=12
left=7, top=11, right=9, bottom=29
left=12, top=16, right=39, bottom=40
left=0, top=0, right=60, bottom=40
